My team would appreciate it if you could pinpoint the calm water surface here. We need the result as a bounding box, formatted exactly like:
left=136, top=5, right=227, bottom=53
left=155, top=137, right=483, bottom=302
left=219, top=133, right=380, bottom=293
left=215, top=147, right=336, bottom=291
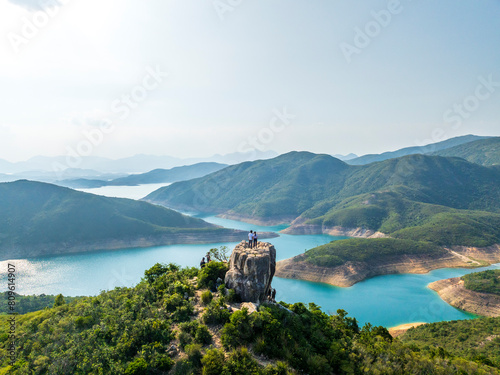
left=1, top=184, right=498, bottom=327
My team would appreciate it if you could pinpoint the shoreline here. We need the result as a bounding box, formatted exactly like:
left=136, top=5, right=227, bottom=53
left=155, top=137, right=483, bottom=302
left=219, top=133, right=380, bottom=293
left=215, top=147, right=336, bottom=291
left=388, top=322, right=427, bottom=338
left=276, top=245, right=500, bottom=288
left=0, top=230, right=279, bottom=262
left=428, top=277, right=500, bottom=317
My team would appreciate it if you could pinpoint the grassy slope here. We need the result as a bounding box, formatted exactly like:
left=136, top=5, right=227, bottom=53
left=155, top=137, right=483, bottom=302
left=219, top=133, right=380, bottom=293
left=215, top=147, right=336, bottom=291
left=433, top=137, right=500, bottom=166
left=0, top=180, right=223, bottom=249
left=462, top=270, right=500, bottom=296
left=0, top=263, right=498, bottom=374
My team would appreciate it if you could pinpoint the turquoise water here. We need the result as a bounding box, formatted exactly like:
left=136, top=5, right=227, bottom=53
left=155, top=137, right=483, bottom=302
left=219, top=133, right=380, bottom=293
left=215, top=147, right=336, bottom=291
left=1, top=185, right=499, bottom=327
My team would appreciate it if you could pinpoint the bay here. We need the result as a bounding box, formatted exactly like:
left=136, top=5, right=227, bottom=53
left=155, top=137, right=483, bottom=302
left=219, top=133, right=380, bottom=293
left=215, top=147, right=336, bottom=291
left=1, top=184, right=498, bottom=327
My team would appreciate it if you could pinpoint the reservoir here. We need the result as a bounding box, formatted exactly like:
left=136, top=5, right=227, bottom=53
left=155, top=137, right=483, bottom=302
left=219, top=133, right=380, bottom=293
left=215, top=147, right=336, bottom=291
left=2, top=183, right=498, bottom=327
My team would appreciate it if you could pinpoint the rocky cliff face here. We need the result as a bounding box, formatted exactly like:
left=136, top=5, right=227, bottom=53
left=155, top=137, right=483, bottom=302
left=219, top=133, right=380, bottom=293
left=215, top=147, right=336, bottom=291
left=429, top=277, right=500, bottom=317
left=275, top=245, right=500, bottom=287
left=224, top=241, right=276, bottom=304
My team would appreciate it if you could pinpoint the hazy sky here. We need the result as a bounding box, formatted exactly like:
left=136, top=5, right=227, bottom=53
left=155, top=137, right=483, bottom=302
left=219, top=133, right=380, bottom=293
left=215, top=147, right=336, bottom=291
left=0, top=0, right=499, bottom=162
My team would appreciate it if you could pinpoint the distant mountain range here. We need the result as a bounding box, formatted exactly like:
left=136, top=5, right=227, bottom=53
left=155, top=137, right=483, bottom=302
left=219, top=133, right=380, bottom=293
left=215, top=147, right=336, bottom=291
left=346, top=134, right=490, bottom=165
left=0, top=150, right=277, bottom=175
left=0, top=180, right=271, bottom=260
left=56, top=162, right=228, bottom=189
left=431, top=137, right=500, bottom=166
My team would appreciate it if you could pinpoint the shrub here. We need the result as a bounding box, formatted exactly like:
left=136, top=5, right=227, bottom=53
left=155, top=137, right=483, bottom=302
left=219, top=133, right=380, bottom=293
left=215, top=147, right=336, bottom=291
left=201, top=348, right=225, bottom=375
left=218, top=284, right=226, bottom=295
left=201, top=290, right=213, bottom=305
left=198, top=262, right=228, bottom=289
left=185, top=344, right=203, bottom=368
left=144, top=263, right=179, bottom=283
left=202, top=298, right=231, bottom=325
left=178, top=331, right=192, bottom=349
left=224, top=348, right=261, bottom=374
left=226, top=288, right=240, bottom=303
left=124, top=358, right=148, bottom=375
left=195, top=324, right=212, bottom=345
left=164, top=293, right=194, bottom=322
left=221, top=308, right=254, bottom=349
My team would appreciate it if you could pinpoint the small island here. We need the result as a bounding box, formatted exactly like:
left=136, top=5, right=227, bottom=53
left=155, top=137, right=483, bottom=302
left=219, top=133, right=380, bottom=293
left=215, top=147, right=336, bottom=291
left=429, top=269, right=500, bottom=317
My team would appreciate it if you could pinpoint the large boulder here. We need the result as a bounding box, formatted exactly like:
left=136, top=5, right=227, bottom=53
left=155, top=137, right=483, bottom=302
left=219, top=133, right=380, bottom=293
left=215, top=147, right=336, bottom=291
left=224, top=241, right=276, bottom=304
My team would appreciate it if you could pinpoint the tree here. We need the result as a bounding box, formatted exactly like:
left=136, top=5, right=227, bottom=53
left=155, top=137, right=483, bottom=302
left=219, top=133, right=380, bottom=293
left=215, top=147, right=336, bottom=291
left=53, top=294, right=65, bottom=307
left=209, top=246, right=230, bottom=262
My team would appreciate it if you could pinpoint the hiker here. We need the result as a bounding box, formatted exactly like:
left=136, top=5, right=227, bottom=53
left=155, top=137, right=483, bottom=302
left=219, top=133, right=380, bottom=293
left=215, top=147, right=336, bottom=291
left=253, top=231, right=258, bottom=247
left=272, top=288, right=277, bottom=301
left=206, top=252, right=211, bottom=262
left=248, top=230, right=254, bottom=248
left=200, top=257, right=206, bottom=268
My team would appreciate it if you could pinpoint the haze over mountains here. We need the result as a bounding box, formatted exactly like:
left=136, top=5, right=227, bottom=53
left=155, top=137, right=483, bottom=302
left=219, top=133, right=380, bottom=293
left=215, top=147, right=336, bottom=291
left=0, top=150, right=277, bottom=175
left=57, top=162, right=228, bottom=189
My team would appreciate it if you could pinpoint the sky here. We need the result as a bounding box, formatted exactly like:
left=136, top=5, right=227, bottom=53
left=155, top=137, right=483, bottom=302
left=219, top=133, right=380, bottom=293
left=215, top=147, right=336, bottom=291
left=0, top=0, right=499, bottom=162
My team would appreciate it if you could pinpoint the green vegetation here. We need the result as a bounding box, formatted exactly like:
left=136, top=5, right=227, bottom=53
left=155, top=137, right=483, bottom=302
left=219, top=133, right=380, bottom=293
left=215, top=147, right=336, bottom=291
left=0, top=180, right=242, bottom=260
left=402, top=317, right=500, bottom=369
left=1, top=263, right=499, bottom=374
left=433, top=137, right=500, bottom=167
left=303, top=238, right=445, bottom=268
left=462, top=270, right=500, bottom=296
left=146, top=151, right=500, bottom=250
left=1, top=293, right=80, bottom=315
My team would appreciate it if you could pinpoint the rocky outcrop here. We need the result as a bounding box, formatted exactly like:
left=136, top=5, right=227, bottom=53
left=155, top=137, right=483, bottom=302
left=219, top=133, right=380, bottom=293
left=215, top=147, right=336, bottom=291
left=429, top=277, right=500, bottom=317
left=224, top=241, right=276, bottom=304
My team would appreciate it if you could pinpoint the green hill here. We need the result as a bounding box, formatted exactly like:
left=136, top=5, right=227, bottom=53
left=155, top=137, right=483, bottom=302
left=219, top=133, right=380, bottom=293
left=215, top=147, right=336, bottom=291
left=462, top=270, right=500, bottom=296
left=146, top=151, right=500, bottom=246
left=0, top=180, right=247, bottom=260
left=145, top=152, right=350, bottom=223
left=346, top=134, right=490, bottom=165
left=432, top=137, right=500, bottom=166
left=302, top=238, right=446, bottom=268
left=1, top=263, right=498, bottom=374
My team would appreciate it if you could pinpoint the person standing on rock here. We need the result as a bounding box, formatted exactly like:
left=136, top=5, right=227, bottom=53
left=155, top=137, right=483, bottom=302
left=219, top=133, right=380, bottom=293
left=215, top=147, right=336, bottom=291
left=248, top=230, right=254, bottom=248
left=253, top=231, right=258, bottom=248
